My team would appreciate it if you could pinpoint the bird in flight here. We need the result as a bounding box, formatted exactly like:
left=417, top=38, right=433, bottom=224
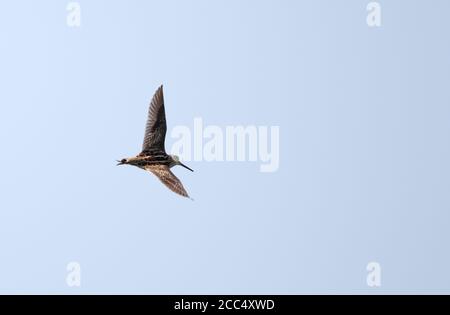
left=117, top=85, right=193, bottom=198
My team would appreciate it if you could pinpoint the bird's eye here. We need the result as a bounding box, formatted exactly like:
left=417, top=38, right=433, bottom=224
left=121, top=159, right=127, bottom=163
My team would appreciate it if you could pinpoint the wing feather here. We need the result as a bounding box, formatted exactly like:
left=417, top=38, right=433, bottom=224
left=146, top=165, right=190, bottom=198
left=142, top=85, right=167, bottom=153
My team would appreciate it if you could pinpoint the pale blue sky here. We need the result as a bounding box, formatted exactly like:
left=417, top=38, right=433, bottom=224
left=0, top=0, right=449, bottom=294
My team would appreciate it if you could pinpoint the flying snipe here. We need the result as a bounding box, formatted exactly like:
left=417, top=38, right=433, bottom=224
left=117, top=85, right=193, bottom=198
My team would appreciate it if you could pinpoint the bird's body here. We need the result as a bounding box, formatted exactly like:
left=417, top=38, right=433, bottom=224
left=118, top=85, right=193, bottom=198
left=127, top=153, right=174, bottom=169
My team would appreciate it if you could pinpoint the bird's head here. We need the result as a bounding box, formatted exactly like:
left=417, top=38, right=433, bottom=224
left=170, top=155, right=194, bottom=172
left=116, top=158, right=128, bottom=166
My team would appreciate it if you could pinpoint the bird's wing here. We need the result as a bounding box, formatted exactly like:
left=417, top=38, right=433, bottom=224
left=146, top=165, right=190, bottom=198
left=142, top=85, right=167, bottom=153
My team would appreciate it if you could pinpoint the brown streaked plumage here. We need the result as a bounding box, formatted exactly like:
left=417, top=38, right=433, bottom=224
left=146, top=165, right=189, bottom=198
left=142, top=85, right=167, bottom=154
left=117, top=85, right=193, bottom=199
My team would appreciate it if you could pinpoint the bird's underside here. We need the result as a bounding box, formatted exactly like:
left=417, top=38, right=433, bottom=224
left=128, top=154, right=191, bottom=198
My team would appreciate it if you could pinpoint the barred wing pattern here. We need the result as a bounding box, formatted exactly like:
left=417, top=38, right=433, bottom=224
left=142, top=85, right=167, bottom=153
left=145, top=165, right=190, bottom=198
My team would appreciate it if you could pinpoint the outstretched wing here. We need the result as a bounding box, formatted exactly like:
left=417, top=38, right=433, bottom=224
left=145, top=165, right=190, bottom=198
left=142, top=85, right=167, bottom=153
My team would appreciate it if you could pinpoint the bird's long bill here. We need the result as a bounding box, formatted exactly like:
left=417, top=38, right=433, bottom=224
left=179, top=162, right=194, bottom=172
left=116, top=160, right=124, bottom=166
